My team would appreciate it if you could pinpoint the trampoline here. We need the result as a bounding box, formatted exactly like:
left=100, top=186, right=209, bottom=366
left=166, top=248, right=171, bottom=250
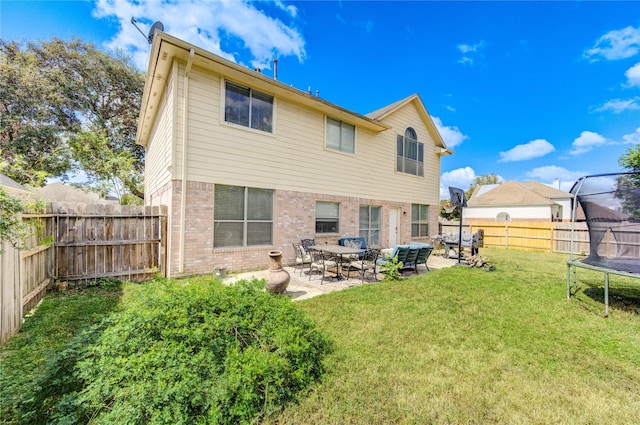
left=566, top=172, right=640, bottom=316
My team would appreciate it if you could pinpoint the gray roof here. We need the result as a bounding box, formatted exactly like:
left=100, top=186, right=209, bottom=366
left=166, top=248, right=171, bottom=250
left=0, top=174, right=29, bottom=192
left=467, top=180, right=572, bottom=207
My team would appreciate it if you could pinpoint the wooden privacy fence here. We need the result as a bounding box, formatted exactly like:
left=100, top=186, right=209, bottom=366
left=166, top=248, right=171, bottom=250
left=1, top=202, right=167, bottom=345
left=53, top=203, right=167, bottom=283
left=439, top=220, right=591, bottom=254
left=1, top=214, right=54, bottom=346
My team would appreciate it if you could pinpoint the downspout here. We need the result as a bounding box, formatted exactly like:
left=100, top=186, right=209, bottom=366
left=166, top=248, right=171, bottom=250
left=179, top=49, right=195, bottom=274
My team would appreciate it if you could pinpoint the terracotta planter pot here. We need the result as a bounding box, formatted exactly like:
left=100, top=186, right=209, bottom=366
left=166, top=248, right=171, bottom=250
left=266, top=250, right=290, bottom=294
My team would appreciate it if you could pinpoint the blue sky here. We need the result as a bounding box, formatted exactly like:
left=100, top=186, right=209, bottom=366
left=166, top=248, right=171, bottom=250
left=2, top=0, right=640, bottom=198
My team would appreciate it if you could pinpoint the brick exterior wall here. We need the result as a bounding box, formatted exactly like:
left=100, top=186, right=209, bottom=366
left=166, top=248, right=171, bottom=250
left=150, top=179, right=440, bottom=276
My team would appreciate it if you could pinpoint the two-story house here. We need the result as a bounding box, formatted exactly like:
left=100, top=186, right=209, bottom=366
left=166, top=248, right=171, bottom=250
left=136, top=32, right=450, bottom=276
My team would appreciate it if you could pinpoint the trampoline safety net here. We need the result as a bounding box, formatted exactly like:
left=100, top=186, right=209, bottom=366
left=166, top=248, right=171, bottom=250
left=570, top=172, right=640, bottom=274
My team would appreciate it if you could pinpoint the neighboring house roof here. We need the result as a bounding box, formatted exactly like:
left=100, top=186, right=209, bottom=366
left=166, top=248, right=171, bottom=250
left=37, top=182, right=118, bottom=204
left=137, top=31, right=398, bottom=147
left=520, top=181, right=571, bottom=200
left=0, top=174, right=29, bottom=193
left=467, top=180, right=569, bottom=207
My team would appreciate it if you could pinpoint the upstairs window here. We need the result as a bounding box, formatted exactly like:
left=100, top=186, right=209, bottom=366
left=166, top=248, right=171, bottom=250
left=397, top=127, right=424, bottom=177
left=224, top=81, right=273, bottom=132
left=326, top=117, right=355, bottom=154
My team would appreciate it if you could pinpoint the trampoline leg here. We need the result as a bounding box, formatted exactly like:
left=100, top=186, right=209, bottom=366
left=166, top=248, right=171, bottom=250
left=566, top=263, right=571, bottom=299
left=604, top=272, right=609, bottom=318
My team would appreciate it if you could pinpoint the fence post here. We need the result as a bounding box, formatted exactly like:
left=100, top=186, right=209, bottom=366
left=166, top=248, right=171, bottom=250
left=505, top=226, right=509, bottom=249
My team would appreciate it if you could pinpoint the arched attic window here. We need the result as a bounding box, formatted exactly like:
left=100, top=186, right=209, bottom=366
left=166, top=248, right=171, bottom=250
left=405, top=127, right=417, bottom=140
left=496, top=212, right=511, bottom=222
left=397, top=127, right=424, bottom=177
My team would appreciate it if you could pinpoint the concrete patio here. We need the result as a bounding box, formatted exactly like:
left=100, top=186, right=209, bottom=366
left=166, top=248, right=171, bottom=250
left=223, top=254, right=459, bottom=301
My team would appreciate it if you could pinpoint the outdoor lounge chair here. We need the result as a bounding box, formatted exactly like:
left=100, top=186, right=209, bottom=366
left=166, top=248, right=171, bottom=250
left=413, top=245, right=434, bottom=272
left=401, top=248, right=420, bottom=272
left=377, top=245, right=431, bottom=274
left=377, top=245, right=409, bottom=269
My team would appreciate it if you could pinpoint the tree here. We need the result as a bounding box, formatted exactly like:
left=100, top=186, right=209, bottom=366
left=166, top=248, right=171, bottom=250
left=616, top=144, right=640, bottom=221
left=465, top=173, right=501, bottom=200
left=439, top=199, right=460, bottom=220
left=69, top=131, right=143, bottom=204
left=0, top=38, right=145, bottom=200
left=0, top=41, right=72, bottom=186
left=619, top=144, right=640, bottom=172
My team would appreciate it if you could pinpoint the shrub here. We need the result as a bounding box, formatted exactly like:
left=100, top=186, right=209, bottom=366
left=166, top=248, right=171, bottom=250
left=381, top=255, right=404, bottom=281
left=62, top=278, right=331, bottom=424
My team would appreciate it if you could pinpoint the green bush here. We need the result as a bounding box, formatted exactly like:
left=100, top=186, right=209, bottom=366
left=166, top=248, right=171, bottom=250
left=381, top=255, right=404, bottom=281
left=59, top=278, right=332, bottom=424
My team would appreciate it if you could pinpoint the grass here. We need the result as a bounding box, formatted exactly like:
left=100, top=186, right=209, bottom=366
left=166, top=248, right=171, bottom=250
left=270, top=249, right=640, bottom=424
left=2, top=249, right=640, bottom=424
left=0, top=279, right=137, bottom=423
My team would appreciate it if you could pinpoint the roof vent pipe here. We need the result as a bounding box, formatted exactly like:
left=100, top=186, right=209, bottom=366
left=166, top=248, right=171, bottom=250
left=273, top=58, right=278, bottom=80
left=316, top=90, right=320, bottom=97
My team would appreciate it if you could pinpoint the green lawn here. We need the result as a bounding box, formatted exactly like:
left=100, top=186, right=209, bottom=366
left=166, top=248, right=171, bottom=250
left=271, top=249, right=640, bottom=424
left=2, top=249, right=640, bottom=424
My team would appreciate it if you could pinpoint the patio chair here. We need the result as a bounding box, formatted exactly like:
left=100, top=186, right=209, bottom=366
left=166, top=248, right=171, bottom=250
left=414, top=245, right=434, bottom=272
left=308, top=248, right=338, bottom=284
left=344, top=238, right=363, bottom=261
left=292, top=243, right=311, bottom=276
left=347, top=249, right=380, bottom=284
left=377, top=245, right=409, bottom=271
left=301, top=238, right=315, bottom=252
left=401, top=247, right=421, bottom=272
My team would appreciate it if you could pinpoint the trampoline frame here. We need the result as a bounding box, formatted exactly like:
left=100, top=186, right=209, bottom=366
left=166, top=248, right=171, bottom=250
left=565, top=172, right=640, bottom=317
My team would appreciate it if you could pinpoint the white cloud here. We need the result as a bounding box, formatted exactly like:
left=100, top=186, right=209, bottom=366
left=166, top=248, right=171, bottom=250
left=570, top=131, right=608, bottom=155
left=625, top=62, right=640, bottom=87
left=440, top=167, right=476, bottom=199
left=498, top=139, right=555, bottom=163
left=93, top=0, right=306, bottom=70
left=584, top=26, right=640, bottom=61
left=525, top=166, right=587, bottom=190
left=431, top=117, right=468, bottom=148
left=595, top=97, right=640, bottom=113
left=622, top=127, right=640, bottom=145
left=457, top=40, right=486, bottom=65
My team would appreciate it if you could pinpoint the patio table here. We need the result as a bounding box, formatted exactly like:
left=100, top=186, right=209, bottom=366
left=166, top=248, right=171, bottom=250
left=309, top=244, right=365, bottom=280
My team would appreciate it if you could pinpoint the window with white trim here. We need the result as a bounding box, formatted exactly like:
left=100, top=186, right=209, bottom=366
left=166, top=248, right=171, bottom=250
left=316, top=201, right=339, bottom=233
left=411, top=204, right=429, bottom=237
left=214, top=185, right=273, bottom=247
left=397, top=127, right=424, bottom=177
left=224, top=81, right=273, bottom=132
left=326, top=117, right=355, bottom=154
left=359, top=205, right=381, bottom=246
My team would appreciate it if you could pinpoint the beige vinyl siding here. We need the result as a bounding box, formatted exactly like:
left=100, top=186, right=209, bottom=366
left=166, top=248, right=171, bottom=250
left=174, top=63, right=435, bottom=205
left=144, top=66, right=175, bottom=196
left=375, top=103, right=441, bottom=205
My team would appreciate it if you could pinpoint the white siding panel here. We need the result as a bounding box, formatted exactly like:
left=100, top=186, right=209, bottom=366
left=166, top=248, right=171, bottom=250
left=374, top=102, right=441, bottom=205
left=466, top=206, right=552, bottom=220
left=145, top=67, right=175, bottom=196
